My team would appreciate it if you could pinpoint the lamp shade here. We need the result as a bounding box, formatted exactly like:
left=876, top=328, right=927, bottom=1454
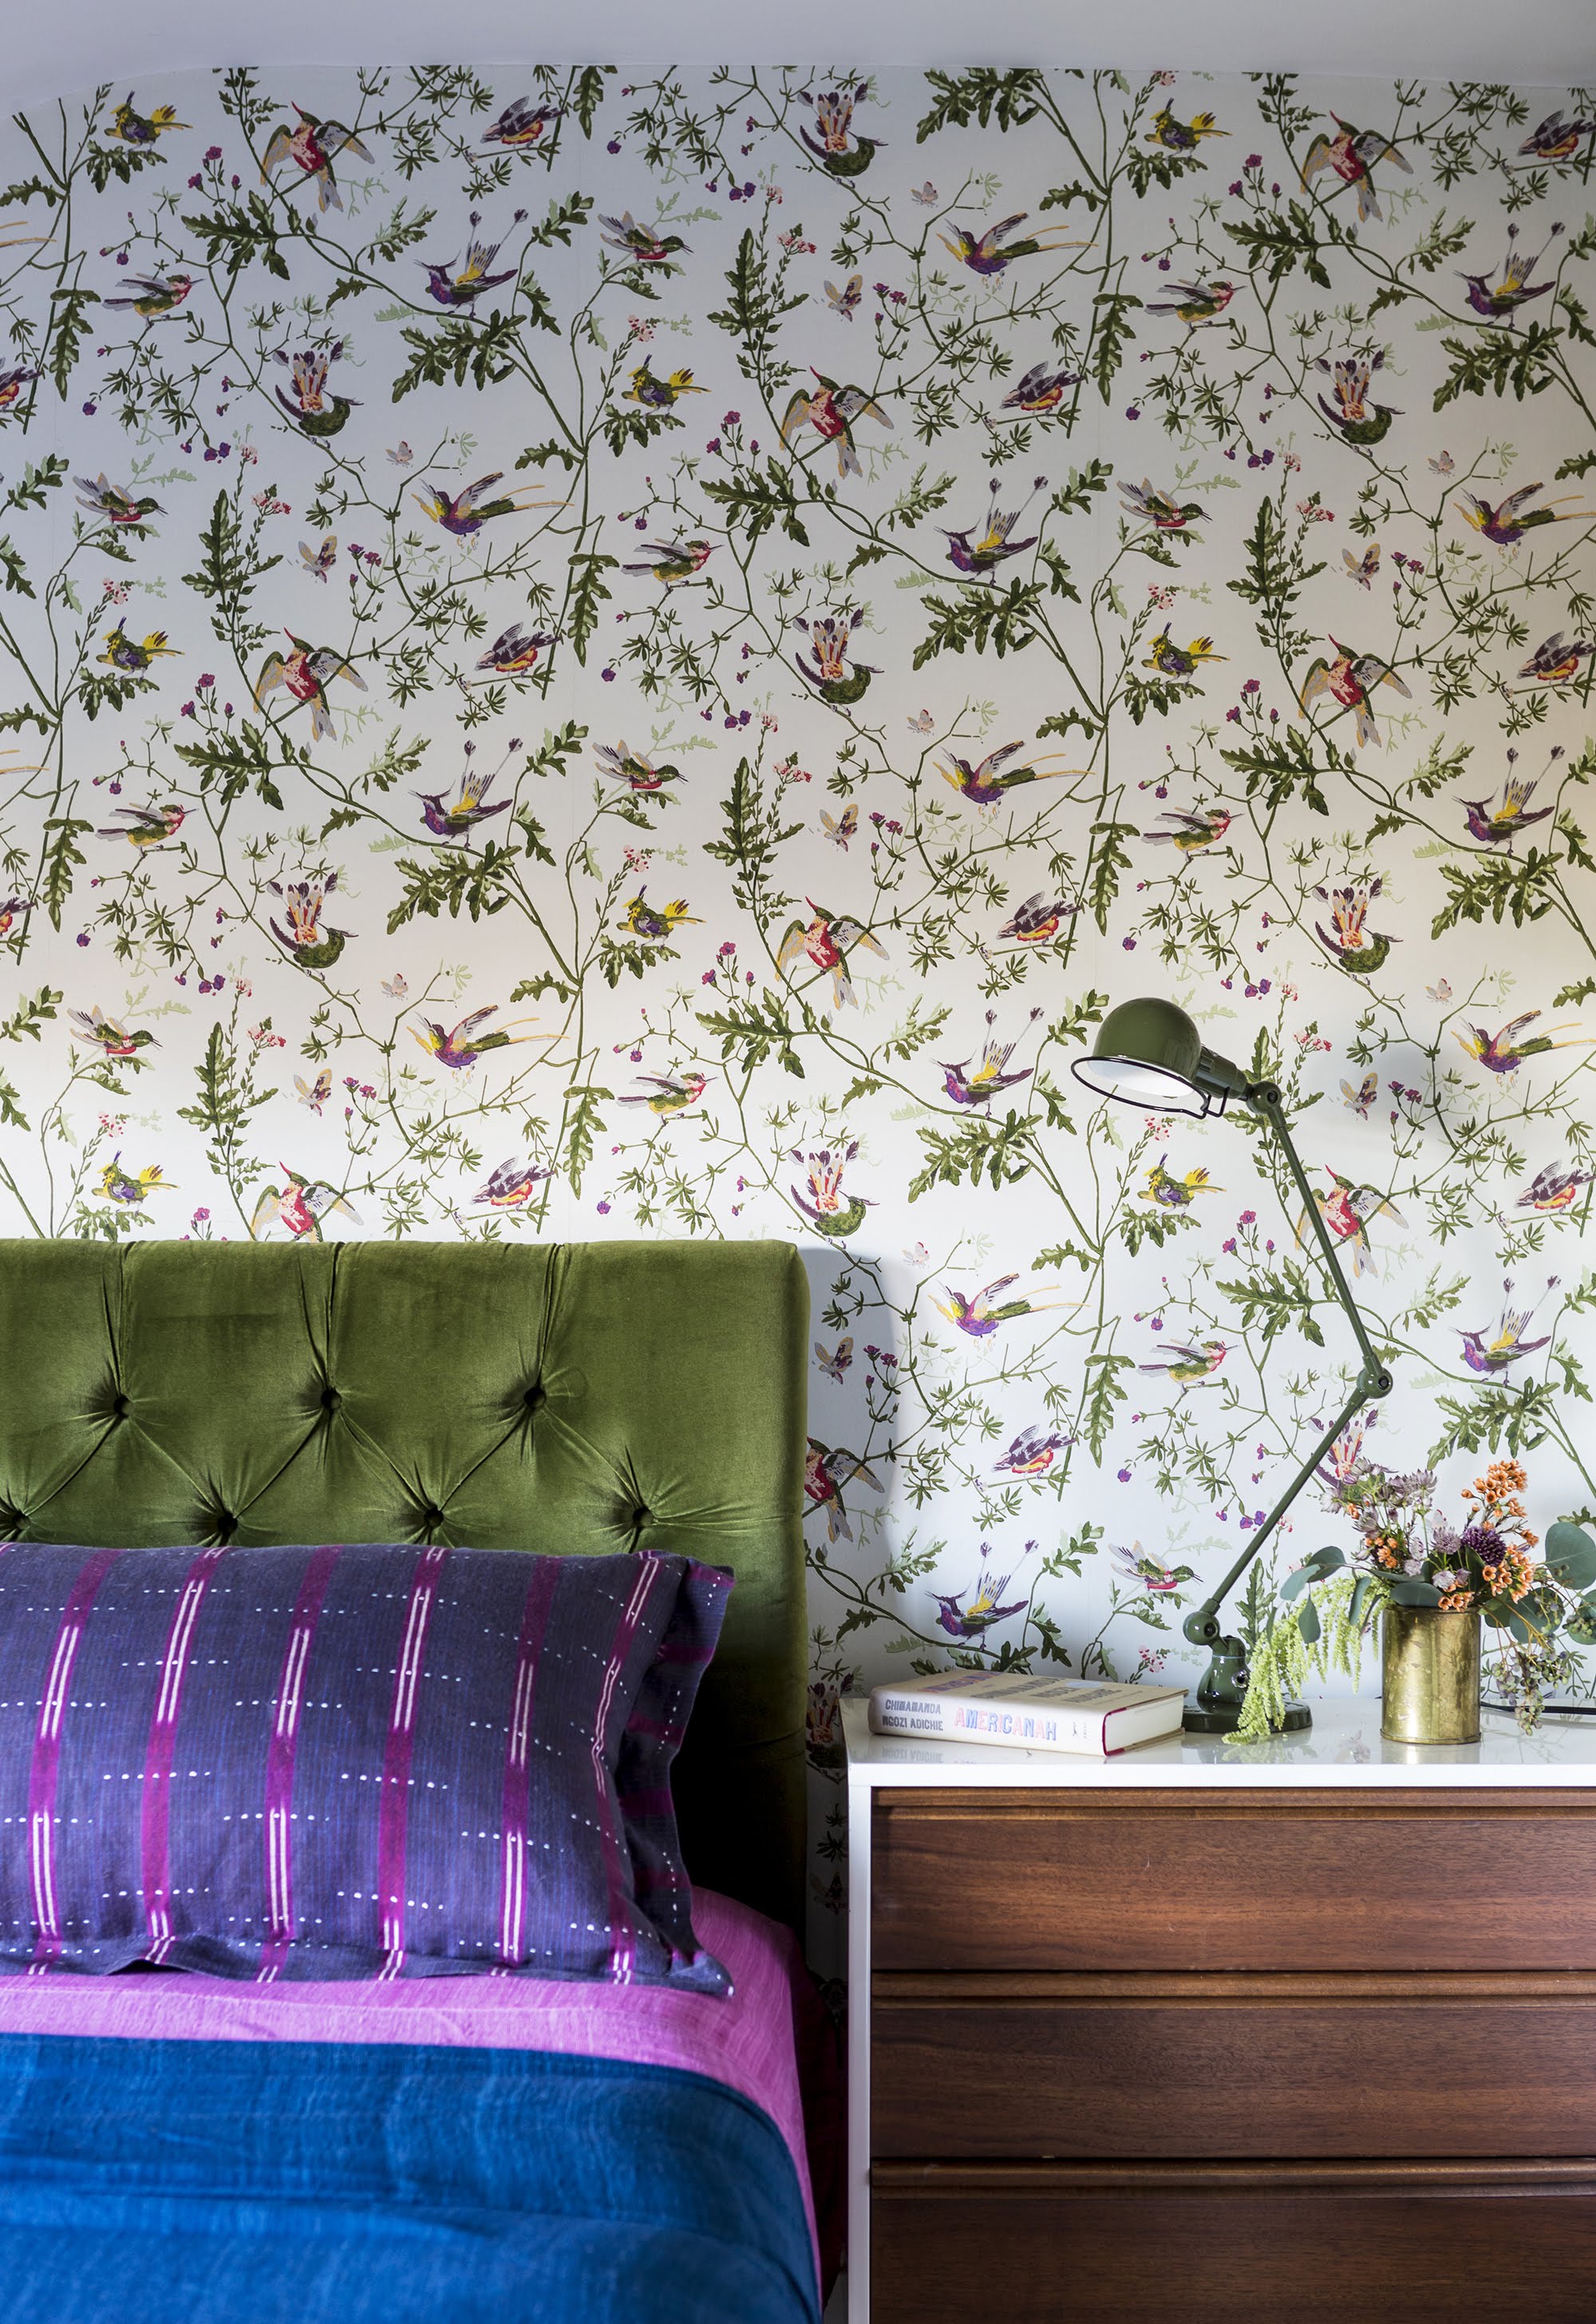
left=1071, top=997, right=1214, bottom=1117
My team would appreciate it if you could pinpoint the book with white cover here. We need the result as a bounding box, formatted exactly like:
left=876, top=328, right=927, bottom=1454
left=867, top=1670, right=1187, bottom=1757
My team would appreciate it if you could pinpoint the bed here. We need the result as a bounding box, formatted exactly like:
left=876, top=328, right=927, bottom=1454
left=0, top=1237, right=832, bottom=2323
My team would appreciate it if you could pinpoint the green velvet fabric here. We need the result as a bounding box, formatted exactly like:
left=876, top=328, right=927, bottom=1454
left=0, top=1238, right=810, bottom=1932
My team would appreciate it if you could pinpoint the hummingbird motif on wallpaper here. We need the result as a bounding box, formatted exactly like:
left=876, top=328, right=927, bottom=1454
left=415, top=749, right=516, bottom=843
left=254, top=633, right=367, bottom=741
left=780, top=373, right=892, bottom=480
left=623, top=537, right=713, bottom=587
left=261, top=106, right=373, bottom=211
left=1460, top=773, right=1555, bottom=848
left=419, top=221, right=521, bottom=306
left=1145, top=106, right=1229, bottom=152
left=474, top=623, right=556, bottom=681
left=69, top=1006, right=157, bottom=1063
left=595, top=739, right=683, bottom=797
left=1142, top=1156, right=1220, bottom=1210
left=1315, top=352, right=1402, bottom=446
left=1138, top=1338, right=1227, bottom=1389
left=934, top=1276, right=1073, bottom=1338
left=1300, top=113, right=1413, bottom=221
left=1517, top=1164, right=1595, bottom=1215
left=1298, top=639, right=1412, bottom=749
left=97, top=800, right=185, bottom=853
left=101, top=623, right=177, bottom=672
left=473, top=1156, right=552, bottom=1208
left=1457, top=223, right=1564, bottom=326
left=1142, top=627, right=1226, bottom=682
left=1456, top=1011, right=1591, bottom=1075
left=412, top=472, right=566, bottom=538
left=250, top=1167, right=360, bottom=1242
left=1143, top=804, right=1232, bottom=856
left=480, top=96, right=563, bottom=152
left=97, top=1153, right=172, bottom=1205
left=618, top=1070, right=711, bottom=1117
left=790, top=1144, right=874, bottom=1239
left=937, top=741, right=1074, bottom=810
left=267, top=874, right=352, bottom=973
left=1298, top=1169, right=1405, bottom=1277
left=103, top=271, right=192, bottom=320
left=1456, top=480, right=1588, bottom=551
left=106, top=93, right=188, bottom=145
left=410, top=1006, right=536, bottom=1072
left=0, top=363, right=38, bottom=421
left=934, top=1550, right=1032, bottom=1641
left=621, top=889, right=700, bottom=941
left=1142, top=278, right=1235, bottom=330
left=993, top=1425, right=1073, bottom=1478
left=1112, top=1542, right=1197, bottom=1595
left=1118, top=477, right=1208, bottom=538
left=625, top=360, right=705, bottom=409
left=992, top=362, right=1081, bottom=421
left=1518, top=111, right=1594, bottom=162
left=598, top=211, right=690, bottom=269
left=939, top=212, right=1092, bottom=275
left=803, top=1437, right=883, bottom=1542
left=74, top=473, right=161, bottom=528
left=996, top=893, right=1077, bottom=944
left=1459, top=1283, right=1556, bottom=1373
left=942, top=480, right=1045, bottom=579
left=1516, top=633, right=1594, bottom=689
left=938, top=1030, right=1033, bottom=1109
left=793, top=610, right=879, bottom=704
left=776, top=901, right=887, bottom=1010
left=1313, top=881, right=1399, bottom=975
left=273, top=345, right=360, bottom=439
left=798, top=84, right=885, bottom=177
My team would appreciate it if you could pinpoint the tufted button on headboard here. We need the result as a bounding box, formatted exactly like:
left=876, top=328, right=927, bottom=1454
left=0, top=1237, right=810, bottom=1931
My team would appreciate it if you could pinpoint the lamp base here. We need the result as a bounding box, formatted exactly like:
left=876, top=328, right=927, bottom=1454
left=1183, top=1698, right=1312, bottom=1736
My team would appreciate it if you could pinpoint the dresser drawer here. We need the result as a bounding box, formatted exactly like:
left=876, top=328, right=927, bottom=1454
left=871, top=1789, right=1596, bottom=1971
left=871, top=1971, right=1596, bottom=2158
left=871, top=2162, right=1596, bottom=2324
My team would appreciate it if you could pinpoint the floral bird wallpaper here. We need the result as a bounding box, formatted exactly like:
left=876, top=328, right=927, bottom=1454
left=0, top=61, right=1594, bottom=1910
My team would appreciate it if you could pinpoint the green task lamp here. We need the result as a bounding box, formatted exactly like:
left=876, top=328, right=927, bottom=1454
left=1071, top=998, right=1393, bottom=1734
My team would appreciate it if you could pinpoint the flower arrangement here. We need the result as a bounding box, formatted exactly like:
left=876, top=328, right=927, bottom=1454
left=1232, top=1439, right=1596, bottom=1740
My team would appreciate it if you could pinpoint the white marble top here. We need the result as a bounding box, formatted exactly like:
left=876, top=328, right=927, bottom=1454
left=841, top=1694, right=1596, bottom=1787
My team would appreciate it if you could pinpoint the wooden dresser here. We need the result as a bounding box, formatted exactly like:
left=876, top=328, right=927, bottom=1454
left=843, top=1697, right=1596, bottom=2322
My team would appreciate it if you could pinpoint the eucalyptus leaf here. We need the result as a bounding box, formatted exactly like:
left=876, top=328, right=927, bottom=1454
left=1545, top=1520, right=1596, bottom=1590
left=1296, top=1595, right=1321, bottom=1645
left=1389, top=1579, right=1443, bottom=1607
left=1348, top=1575, right=1377, bottom=1632
left=1281, top=1546, right=1345, bottom=1602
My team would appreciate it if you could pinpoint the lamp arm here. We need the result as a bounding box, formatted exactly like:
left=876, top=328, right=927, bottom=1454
left=1180, top=1084, right=1393, bottom=1658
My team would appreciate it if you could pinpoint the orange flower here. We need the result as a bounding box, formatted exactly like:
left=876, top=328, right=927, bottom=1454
left=1440, top=1589, right=1475, bottom=1612
left=1493, top=1544, right=1535, bottom=1603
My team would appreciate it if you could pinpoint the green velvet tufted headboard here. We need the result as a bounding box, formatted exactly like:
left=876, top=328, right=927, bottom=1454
left=0, top=1237, right=810, bottom=1931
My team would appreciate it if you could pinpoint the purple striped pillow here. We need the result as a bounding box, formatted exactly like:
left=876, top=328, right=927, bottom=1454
left=0, top=1543, right=731, bottom=1992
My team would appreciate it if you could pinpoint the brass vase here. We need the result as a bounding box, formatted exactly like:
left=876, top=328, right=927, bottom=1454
left=1381, top=1603, right=1481, bottom=1745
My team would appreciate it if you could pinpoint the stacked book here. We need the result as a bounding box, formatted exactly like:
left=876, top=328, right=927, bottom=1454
left=867, top=1669, right=1187, bottom=1757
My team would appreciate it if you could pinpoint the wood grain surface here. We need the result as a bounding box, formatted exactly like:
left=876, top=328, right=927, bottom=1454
left=871, top=1969, right=1596, bottom=2156
left=871, top=1788, right=1596, bottom=1971
left=871, top=2164, right=1596, bottom=2322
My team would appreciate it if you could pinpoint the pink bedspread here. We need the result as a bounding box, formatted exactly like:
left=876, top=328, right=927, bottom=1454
left=0, top=1888, right=828, bottom=2282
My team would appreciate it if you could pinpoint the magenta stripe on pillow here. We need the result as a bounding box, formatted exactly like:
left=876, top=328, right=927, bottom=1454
left=259, top=1543, right=342, bottom=1983
left=140, top=1546, right=227, bottom=1961
left=500, top=1555, right=559, bottom=1967
left=376, top=1543, right=448, bottom=1977
left=594, top=1558, right=660, bottom=1986
left=28, top=1546, right=123, bottom=1970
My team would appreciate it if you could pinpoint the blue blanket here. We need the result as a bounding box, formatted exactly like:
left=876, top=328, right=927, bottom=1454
left=0, top=2032, right=820, bottom=2324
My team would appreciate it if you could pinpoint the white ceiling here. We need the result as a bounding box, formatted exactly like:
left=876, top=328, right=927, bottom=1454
left=9, top=0, right=1596, bottom=109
